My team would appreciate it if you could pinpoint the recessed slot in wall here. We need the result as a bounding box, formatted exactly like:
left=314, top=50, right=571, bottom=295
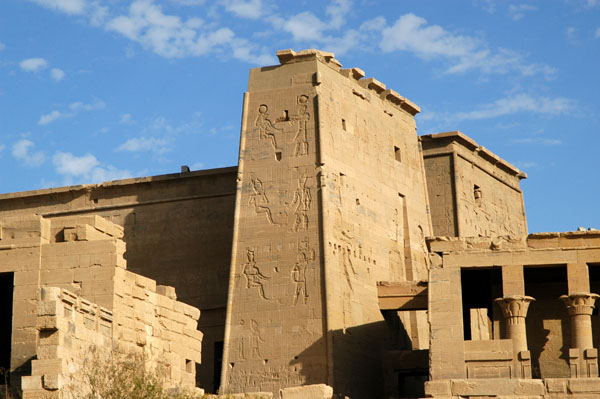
left=342, top=119, right=346, bottom=131
left=186, top=359, right=193, bottom=373
left=474, top=185, right=482, bottom=200
left=394, top=146, right=402, bottom=162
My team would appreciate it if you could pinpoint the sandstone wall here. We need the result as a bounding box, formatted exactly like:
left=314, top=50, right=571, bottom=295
left=222, top=55, right=326, bottom=394
left=222, top=49, right=431, bottom=399
left=421, top=132, right=527, bottom=238
left=21, top=284, right=202, bottom=399
left=315, top=57, right=430, bottom=399
left=0, top=168, right=236, bottom=391
left=0, top=215, right=203, bottom=396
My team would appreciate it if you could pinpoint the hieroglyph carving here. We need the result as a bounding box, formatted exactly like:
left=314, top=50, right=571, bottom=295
left=292, top=237, right=315, bottom=305
left=254, top=104, right=282, bottom=152
left=290, top=172, right=311, bottom=232
left=248, top=175, right=277, bottom=225
left=242, top=248, right=270, bottom=300
left=250, top=319, right=264, bottom=358
left=291, top=95, right=310, bottom=157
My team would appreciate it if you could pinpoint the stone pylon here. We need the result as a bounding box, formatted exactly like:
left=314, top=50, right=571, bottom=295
left=221, top=49, right=431, bottom=398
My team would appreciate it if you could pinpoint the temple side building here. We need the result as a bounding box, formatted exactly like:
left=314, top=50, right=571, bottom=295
left=1, top=49, right=600, bottom=399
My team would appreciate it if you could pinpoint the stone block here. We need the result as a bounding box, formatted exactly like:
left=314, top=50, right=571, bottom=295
left=156, top=285, right=177, bottom=300
left=279, top=384, right=333, bottom=399
left=21, top=375, right=42, bottom=391
left=424, top=380, right=451, bottom=397
left=568, top=378, right=600, bottom=393
left=42, top=374, right=62, bottom=390
left=514, top=380, right=545, bottom=395
left=546, top=378, right=567, bottom=393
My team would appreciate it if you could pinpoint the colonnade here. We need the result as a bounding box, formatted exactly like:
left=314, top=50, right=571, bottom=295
left=492, top=264, right=599, bottom=378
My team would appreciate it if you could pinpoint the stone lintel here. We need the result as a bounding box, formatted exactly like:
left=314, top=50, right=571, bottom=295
left=377, top=281, right=428, bottom=310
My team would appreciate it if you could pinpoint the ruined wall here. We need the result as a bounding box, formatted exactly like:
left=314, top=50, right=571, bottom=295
left=2, top=216, right=203, bottom=396
left=0, top=168, right=236, bottom=391
left=21, top=287, right=114, bottom=398
left=21, top=281, right=202, bottom=398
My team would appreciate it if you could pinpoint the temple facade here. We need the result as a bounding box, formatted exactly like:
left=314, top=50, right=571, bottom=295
left=1, top=49, right=599, bottom=399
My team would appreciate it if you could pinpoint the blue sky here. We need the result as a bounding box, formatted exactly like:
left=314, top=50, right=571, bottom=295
left=0, top=0, right=598, bottom=233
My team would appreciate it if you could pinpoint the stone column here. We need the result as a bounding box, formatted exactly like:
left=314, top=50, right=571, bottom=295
left=495, top=295, right=535, bottom=353
left=561, top=293, right=599, bottom=350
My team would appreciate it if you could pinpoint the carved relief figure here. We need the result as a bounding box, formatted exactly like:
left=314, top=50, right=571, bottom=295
left=250, top=319, right=264, bottom=358
left=248, top=175, right=276, bottom=225
left=254, top=104, right=282, bottom=151
left=292, top=237, right=315, bottom=305
left=242, top=248, right=270, bottom=299
left=291, top=95, right=310, bottom=156
left=290, top=172, right=311, bottom=232
left=334, top=210, right=358, bottom=291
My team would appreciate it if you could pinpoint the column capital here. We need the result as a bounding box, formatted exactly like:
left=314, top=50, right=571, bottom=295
left=495, top=295, right=535, bottom=322
left=561, top=292, right=600, bottom=316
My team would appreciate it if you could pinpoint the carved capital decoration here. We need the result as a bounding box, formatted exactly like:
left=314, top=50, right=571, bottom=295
left=495, top=295, right=535, bottom=324
left=561, top=292, right=600, bottom=316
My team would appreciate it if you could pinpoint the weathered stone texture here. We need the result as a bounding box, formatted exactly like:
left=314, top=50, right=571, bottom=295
left=0, top=168, right=235, bottom=391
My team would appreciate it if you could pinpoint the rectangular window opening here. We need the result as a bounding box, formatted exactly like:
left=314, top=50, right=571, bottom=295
left=394, top=146, right=402, bottom=162
left=342, top=119, right=346, bottom=131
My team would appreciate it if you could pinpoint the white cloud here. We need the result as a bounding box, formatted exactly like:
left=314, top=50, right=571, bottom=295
left=222, top=0, right=264, bottom=19
left=511, top=137, right=562, bottom=146
left=105, top=0, right=272, bottom=64
left=39, top=110, right=62, bottom=125
left=595, top=27, right=600, bottom=38
left=50, top=68, right=65, bottom=81
left=0, top=42, right=5, bottom=51
left=30, top=0, right=87, bottom=15
left=53, top=151, right=132, bottom=184
left=116, top=137, right=169, bottom=153
left=53, top=151, right=99, bottom=175
left=421, top=93, right=577, bottom=126
left=12, top=139, right=46, bottom=167
left=380, top=13, right=555, bottom=78
left=0, top=144, right=6, bottom=154
left=170, top=0, right=205, bottom=4
left=19, top=58, right=48, bottom=72
left=326, top=0, right=351, bottom=30
left=69, top=99, right=105, bottom=111
left=508, top=4, right=537, bottom=21
left=453, top=93, right=576, bottom=121
left=282, top=0, right=351, bottom=43
left=283, top=12, right=328, bottom=42
left=119, top=113, right=133, bottom=124
left=38, top=100, right=105, bottom=125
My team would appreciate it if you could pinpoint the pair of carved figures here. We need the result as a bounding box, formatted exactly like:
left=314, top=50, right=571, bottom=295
left=254, top=95, right=310, bottom=158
